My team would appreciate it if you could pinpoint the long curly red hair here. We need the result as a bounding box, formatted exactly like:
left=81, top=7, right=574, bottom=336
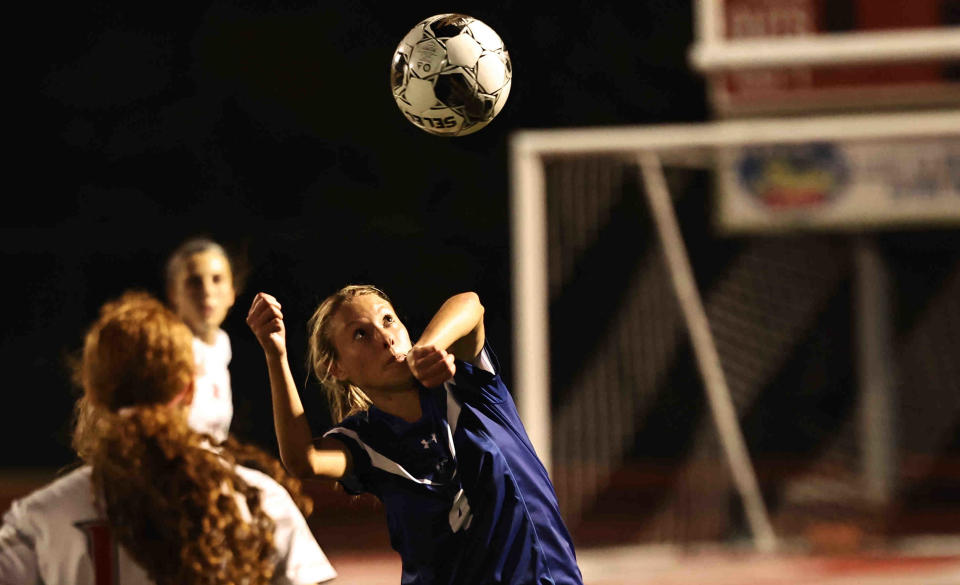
left=72, top=291, right=310, bottom=585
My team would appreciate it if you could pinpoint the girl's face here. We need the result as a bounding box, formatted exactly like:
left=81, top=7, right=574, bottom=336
left=329, top=294, right=413, bottom=392
left=168, top=251, right=235, bottom=343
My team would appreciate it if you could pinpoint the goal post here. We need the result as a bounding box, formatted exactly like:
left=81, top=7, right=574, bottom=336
left=509, top=109, right=960, bottom=551
left=638, top=150, right=777, bottom=551
left=511, top=0, right=960, bottom=551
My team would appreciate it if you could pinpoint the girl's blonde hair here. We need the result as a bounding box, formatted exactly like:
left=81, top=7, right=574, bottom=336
left=306, top=284, right=393, bottom=423
left=72, top=291, right=310, bottom=585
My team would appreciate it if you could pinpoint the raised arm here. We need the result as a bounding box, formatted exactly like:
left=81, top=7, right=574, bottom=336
left=407, top=292, right=485, bottom=388
left=246, top=292, right=352, bottom=480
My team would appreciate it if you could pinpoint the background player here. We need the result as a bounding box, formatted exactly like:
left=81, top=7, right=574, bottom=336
left=246, top=285, right=583, bottom=585
left=0, top=291, right=336, bottom=585
left=165, top=237, right=237, bottom=443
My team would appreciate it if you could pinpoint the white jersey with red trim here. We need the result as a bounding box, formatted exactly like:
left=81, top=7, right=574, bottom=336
left=187, top=329, right=233, bottom=443
left=0, top=465, right=337, bottom=585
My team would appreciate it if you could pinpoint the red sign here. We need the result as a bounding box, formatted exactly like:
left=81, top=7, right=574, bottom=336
left=712, top=0, right=960, bottom=115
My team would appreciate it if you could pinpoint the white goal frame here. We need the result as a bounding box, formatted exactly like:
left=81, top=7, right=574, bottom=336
left=508, top=108, right=960, bottom=552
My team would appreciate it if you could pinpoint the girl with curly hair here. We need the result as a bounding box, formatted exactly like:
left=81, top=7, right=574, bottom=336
left=0, top=291, right=337, bottom=585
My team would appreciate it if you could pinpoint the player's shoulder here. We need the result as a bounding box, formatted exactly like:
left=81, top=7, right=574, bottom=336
left=233, top=464, right=287, bottom=500
left=455, top=342, right=500, bottom=377
left=232, top=464, right=309, bottom=526
left=219, top=464, right=339, bottom=584
left=215, top=328, right=232, bottom=359
left=192, top=329, right=231, bottom=364
left=5, top=466, right=95, bottom=529
left=325, top=410, right=373, bottom=437
left=13, top=466, right=91, bottom=510
left=447, top=342, right=519, bottom=410
left=323, top=411, right=386, bottom=464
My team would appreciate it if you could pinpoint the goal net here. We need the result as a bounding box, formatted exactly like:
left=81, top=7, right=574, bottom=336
left=509, top=110, right=960, bottom=551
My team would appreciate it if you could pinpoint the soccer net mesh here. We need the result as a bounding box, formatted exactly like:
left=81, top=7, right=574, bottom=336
left=511, top=117, right=960, bottom=551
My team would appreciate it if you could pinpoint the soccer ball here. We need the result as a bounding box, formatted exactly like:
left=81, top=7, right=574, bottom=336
left=391, top=14, right=512, bottom=137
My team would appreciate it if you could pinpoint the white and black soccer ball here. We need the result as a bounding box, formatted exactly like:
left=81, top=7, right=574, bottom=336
left=391, top=14, right=512, bottom=137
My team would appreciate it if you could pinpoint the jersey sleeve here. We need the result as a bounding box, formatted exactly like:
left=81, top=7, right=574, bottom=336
left=471, top=342, right=498, bottom=375
left=0, top=505, right=40, bottom=585
left=236, top=468, right=338, bottom=585
left=449, top=341, right=511, bottom=405
left=319, top=430, right=371, bottom=495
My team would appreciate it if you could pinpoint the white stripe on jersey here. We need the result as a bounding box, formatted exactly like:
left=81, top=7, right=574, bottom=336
left=323, top=382, right=465, bottom=485
left=474, top=347, right=496, bottom=375
left=323, top=421, right=456, bottom=486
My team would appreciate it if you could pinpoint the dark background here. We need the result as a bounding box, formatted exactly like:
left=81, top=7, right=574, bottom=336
left=4, top=1, right=707, bottom=468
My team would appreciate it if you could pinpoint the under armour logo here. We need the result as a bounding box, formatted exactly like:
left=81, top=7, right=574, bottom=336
left=420, top=433, right=438, bottom=449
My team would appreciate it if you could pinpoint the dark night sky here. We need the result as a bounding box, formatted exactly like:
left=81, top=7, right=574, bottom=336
left=4, top=1, right=707, bottom=467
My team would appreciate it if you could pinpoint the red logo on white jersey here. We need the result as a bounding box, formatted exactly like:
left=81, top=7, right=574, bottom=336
left=75, top=520, right=117, bottom=585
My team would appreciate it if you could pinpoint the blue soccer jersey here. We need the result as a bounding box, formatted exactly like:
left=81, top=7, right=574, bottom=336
left=324, top=343, right=582, bottom=585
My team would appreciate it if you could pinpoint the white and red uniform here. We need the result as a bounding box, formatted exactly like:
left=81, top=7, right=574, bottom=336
left=187, top=329, right=233, bottom=443
left=0, top=464, right=337, bottom=585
